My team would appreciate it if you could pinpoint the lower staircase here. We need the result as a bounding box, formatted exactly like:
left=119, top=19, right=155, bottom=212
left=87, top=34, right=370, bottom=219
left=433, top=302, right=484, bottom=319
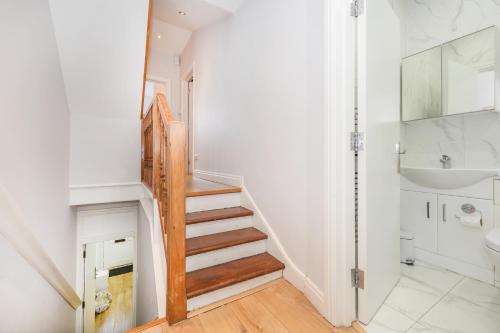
left=184, top=177, right=285, bottom=311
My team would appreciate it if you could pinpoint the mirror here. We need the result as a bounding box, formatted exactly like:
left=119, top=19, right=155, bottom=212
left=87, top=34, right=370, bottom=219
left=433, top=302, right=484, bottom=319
left=443, top=27, right=496, bottom=116
left=401, top=27, right=498, bottom=122
left=402, top=47, right=442, bottom=121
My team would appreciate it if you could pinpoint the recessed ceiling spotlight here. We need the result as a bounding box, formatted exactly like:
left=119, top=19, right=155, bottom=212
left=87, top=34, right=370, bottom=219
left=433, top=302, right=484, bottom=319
left=177, top=10, right=187, bottom=16
left=157, top=34, right=161, bottom=39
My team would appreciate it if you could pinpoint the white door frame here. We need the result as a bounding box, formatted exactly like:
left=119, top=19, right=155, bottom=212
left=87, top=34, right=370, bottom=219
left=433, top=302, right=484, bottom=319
left=145, top=75, right=172, bottom=112
left=323, top=0, right=357, bottom=327
left=181, top=62, right=196, bottom=174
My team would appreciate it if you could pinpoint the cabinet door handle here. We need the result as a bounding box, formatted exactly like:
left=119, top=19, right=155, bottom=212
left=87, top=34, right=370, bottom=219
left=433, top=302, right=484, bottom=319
left=426, top=202, right=430, bottom=219
left=442, top=204, right=446, bottom=222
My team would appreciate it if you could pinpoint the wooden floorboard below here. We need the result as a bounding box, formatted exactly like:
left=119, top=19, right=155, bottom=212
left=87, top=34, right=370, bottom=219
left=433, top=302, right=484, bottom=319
left=130, top=279, right=359, bottom=333
left=96, top=272, right=133, bottom=333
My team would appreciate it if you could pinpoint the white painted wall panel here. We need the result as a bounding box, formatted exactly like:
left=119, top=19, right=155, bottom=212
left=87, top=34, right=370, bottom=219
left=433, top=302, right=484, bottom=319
left=180, top=0, right=325, bottom=294
left=0, top=0, right=75, bottom=331
left=136, top=206, right=160, bottom=326
left=49, top=0, right=149, bottom=186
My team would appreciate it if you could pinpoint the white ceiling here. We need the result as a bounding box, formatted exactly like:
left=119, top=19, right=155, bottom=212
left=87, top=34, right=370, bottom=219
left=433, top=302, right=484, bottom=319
left=150, top=19, right=192, bottom=54
left=153, top=0, right=238, bottom=31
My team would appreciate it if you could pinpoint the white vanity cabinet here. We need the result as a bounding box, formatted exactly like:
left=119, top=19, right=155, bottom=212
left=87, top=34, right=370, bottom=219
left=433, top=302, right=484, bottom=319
left=437, top=195, right=494, bottom=269
left=401, top=190, right=438, bottom=252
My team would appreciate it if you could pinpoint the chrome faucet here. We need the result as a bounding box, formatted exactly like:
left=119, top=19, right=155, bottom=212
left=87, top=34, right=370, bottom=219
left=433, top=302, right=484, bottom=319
left=440, top=155, right=451, bottom=169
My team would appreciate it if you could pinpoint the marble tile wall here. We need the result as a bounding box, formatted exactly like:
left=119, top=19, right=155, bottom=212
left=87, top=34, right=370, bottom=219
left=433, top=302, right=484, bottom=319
left=395, top=0, right=500, bottom=169
left=394, top=0, right=500, bottom=58
left=401, top=112, right=500, bottom=169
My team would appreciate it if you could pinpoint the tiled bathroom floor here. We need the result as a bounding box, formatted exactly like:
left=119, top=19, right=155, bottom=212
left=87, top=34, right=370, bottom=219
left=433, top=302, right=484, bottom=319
left=366, top=261, right=500, bottom=333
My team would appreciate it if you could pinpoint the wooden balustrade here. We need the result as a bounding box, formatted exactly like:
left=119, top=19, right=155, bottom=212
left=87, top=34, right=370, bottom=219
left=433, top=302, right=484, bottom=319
left=141, top=93, right=187, bottom=323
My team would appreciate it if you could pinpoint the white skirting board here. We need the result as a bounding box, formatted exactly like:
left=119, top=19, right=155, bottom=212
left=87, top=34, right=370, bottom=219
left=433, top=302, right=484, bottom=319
left=416, top=248, right=495, bottom=285
left=304, top=277, right=327, bottom=315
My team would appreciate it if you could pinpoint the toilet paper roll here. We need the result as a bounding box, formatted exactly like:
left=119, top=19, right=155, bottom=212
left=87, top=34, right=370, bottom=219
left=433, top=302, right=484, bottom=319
left=456, top=211, right=482, bottom=228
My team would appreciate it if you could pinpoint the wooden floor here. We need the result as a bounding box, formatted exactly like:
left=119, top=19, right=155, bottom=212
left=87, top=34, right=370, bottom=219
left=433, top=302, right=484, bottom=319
left=186, top=176, right=240, bottom=197
left=96, top=272, right=134, bottom=333
left=133, top=279, right=358, bottom=333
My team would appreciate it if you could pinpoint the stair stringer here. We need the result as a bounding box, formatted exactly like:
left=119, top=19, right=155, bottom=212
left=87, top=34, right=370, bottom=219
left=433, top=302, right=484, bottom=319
left=240, top=185, right=327, bottom=316
left=139, top=192, right=167, bottom=318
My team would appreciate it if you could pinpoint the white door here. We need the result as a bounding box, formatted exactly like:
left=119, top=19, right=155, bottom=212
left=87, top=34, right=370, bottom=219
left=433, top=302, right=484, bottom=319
left=83, top=243, right=96, bottom=333
left=187, top=78, right=194, bottom=174
left=357, top=0, right=402, bottom=324
left=103, top=238, right=134, bottom=269
left=401, top=190, right=438, bottom=253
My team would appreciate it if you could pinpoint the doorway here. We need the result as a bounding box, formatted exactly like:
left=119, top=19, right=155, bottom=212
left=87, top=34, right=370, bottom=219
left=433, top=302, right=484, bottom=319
left=143, top=76, right=172, bottom=114
left=83, top=237, right=135, bottom=333
left=182, top=64, right=195, bottom=174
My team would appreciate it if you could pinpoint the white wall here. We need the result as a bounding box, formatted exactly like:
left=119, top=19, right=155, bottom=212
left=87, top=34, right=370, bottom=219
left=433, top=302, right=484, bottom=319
left=148, top=52, right=181, bottom=118
left=0, top=0, right=76, bottom=331
left=136, top=205, right=160, bottom=326
left=49, top=0, right=150, bottom=186
left=181, top=0, right=325, bottom=294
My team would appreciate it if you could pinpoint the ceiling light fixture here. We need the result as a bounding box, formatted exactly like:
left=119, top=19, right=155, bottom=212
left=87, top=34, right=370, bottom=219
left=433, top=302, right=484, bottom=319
left=177, top=10, right=187, bottom=16
left=157, top=34, right=161, bottom=39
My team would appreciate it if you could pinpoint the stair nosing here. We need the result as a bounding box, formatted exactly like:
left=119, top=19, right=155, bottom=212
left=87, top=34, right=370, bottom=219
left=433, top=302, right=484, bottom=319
left=186, top=206, right=254, bottom=225
left=186, top=227, right=267, bottom=257
left=186, top=187, right=241, bottom=198
left=186, top=253, right=285, bottom=299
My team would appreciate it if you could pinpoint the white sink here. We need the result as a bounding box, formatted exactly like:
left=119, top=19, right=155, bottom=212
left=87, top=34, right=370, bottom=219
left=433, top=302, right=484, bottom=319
left=400, top=167, right=499, bottom=189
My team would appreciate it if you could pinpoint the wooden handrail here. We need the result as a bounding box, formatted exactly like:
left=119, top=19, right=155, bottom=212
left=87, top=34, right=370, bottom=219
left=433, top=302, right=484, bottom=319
left=0, top=185, right=82, bottom=310
left=141, top=92, right=187, bottom=323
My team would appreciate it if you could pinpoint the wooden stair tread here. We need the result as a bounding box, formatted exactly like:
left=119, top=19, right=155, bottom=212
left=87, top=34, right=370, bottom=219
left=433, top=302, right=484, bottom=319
left=186, top=253, right=284, bottom=298
left=186, top=227, right=267, bottom=256
left=186, top=206, right=254, bottom=225
left=186, top=177, right=241, bottom=197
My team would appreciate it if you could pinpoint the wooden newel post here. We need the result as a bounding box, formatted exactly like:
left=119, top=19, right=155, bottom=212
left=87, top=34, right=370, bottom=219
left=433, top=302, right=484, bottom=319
left=165, top=121, right=187, bottom=323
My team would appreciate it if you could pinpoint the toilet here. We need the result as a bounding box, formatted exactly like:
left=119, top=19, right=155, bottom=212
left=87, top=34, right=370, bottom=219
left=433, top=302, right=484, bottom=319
left=486, top=229, right=500, bottom=285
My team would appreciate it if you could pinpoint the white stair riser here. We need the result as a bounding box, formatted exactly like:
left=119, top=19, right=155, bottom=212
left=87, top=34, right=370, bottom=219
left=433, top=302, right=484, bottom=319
left=186, top=216, right=253, bottom=238
left=187, top=270, right=283, bottom=311
left=186, top=241, right=267, bottom=272
left=186, top=193, right=241, bottom=213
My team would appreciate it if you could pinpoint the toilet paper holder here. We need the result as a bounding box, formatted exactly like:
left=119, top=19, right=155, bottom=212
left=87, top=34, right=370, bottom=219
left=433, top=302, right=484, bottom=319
left=461, top=204, right=476, bottom=214
left=455, top=203, right=483, bottom=227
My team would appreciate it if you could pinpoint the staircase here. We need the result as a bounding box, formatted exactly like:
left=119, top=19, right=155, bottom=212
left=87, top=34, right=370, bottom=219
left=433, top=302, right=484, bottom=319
left=184, top=177, right=285, bottom=311
left=141, top=91, right=284, bottom=324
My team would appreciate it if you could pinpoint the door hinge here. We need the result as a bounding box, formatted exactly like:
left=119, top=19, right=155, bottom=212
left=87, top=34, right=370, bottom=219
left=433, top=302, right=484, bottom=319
left=351, top=268, right=365, bottom=289
left=350, top=0, right=364, bottom=18
left=350, top=132, right=365, bottom=152
left=83, top=250, right=86, bottom=259
left=82, top=301, right=85, bottom=309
